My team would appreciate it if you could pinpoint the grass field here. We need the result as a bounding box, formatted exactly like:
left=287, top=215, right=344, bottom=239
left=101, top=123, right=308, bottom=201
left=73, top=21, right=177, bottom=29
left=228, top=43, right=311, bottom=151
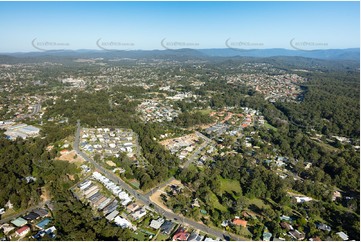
left=220, top=178, right=242, bottom=197
left=155, top=233, right=169, bottom=241
left=132, top=231, right=148, bottom=240
left=247, top=198, right=271, bottom=210
left=311, top=139, right=339, bottom=153
left=209, top=191, right=227, bottom=212
left=239, top=227, right=253, bottom=238
left=133, top=229, right=155, bottom=241
left=196, top=109, right=213, bottom=115
left=264, top=122, right=278, bottom=131
left=129, top=179, right=140, bottom=189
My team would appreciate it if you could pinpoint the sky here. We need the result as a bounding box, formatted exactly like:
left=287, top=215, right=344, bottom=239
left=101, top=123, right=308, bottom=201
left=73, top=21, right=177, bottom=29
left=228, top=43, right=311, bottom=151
left=0, top=1, right=359, bottom=52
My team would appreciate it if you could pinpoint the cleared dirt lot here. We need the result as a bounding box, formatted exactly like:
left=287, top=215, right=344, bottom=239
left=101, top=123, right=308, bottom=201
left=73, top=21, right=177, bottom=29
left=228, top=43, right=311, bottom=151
left=149, top=179, right=182, bottom=213
left=159, top=133, right=199, bottom=148
left=57, top=150, right=85, bottom=163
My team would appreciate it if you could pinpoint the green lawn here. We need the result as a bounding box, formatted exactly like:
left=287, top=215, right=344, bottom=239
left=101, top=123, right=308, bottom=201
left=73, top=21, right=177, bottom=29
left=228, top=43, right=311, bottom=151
left=264, top=122, right=278, bottom=131
left=311, top=139, right=339, bottom=153
left=140, top=216, right=152, bottom=227
left=132, top=231, right=148, bottom=241
left=122, top=177, right=140, bottom=190
left=209, top=191, right=227, bottom=212
left=247, top=198, right=271, bottom=210
left=132, top=229, right=155, bottom=241
left=220, top=178, right=242, bottom=196
left=129, top=179, right=140, bottom=189
left=239, top=227, right=253, bottom=238
left=155, top=233, right=169, bottom=241
left=196, top=109, right=213, bottom=115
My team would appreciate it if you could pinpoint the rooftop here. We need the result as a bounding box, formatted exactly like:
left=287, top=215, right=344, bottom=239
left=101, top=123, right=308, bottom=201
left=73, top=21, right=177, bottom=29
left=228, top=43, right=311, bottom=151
left=11, top=217, right=27, bottom=227
left=232, top=218, right=247, bottom=227
left=172, top=228, right=189, bottom=241
left=36, top=218, right=51, bottom=229
left=16, top=225, right=30, bottom=235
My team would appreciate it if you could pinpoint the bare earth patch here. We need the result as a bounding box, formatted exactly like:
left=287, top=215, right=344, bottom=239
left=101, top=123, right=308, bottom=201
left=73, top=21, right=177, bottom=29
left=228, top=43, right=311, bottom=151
left=106, top=160, right=117, bottom=167
left=67, top=174, right=75, bottom=181
left=149, top=179, right=183, bottom=213
left=40, top=186, right=51, bottom=202
left=160, top=133, right=199, bottom=148
left=57, top=150, right=85, bottom=163
left=149, top=190, right=173, bottom=213
left=167, top=179, right=182, bottom=187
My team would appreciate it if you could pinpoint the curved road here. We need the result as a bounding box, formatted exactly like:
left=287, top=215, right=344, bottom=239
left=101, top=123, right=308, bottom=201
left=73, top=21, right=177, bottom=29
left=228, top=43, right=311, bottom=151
left=74, top=121, right=248, bottom=241
left=0, top=201, right=48, bottom=224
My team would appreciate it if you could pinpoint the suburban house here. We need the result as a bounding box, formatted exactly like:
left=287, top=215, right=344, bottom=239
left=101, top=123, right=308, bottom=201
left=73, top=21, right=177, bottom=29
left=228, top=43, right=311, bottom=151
left=114, top=216, right=133, bottom=229
left=191, top=198, right=200, bottom=208
left=288, top=230, right=305, bottom=240
left=23, top=212, right=40, bottom=222
left=11, top=217, right=27, bottom=227
left=295, top=196, right=312, bottom=203
left=45, top=226, right=57, bottom=239
left=131, top=208, right=147, bottom=220
left=36, top=218, right=51, bottom=230
left=126, top=203, right=140, bottom=213
left=172, top=227, right=190, bottom=241
left=316, top=223, right=331, bottom=232
left=232, top=218, right=247, bottom=227
left=280, top=215, right=292, bottom=221
left=15, top=225, right=30, bottom=237
left=336, top=232, right=349, bottom=241
left=263, top=231, right=272, bottom=241
left=221, top=220, right=229, bottom=227
left=33, top=208, right=49, bottom=218
left=149, top=217, right=165, bottom=230
left=160, top=221, right=175, bottom=234
left=105, top=210, right=119, bottom=221
left=280, top=222, right=294, bottom=231
left=187, top=232, right=204, bottom=241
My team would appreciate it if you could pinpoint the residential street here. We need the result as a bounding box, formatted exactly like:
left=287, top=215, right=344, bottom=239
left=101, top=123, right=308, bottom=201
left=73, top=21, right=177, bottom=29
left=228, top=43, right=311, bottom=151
left=74, top=120, right=248, bottom=241
left=0, top=202, right=48, bottom=224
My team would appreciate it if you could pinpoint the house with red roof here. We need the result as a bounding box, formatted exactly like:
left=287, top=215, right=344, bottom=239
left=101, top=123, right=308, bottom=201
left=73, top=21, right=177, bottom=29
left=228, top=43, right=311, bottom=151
left=172, top=227, right=190, bottom=241
left=16, top=225, right=30, bottom=237
left=232, top=218, right=247, bottom=227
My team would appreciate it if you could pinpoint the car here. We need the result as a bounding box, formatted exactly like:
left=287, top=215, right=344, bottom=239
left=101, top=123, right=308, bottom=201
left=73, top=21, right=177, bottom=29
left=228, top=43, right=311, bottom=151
left=223, top=235, right=230, bottom=241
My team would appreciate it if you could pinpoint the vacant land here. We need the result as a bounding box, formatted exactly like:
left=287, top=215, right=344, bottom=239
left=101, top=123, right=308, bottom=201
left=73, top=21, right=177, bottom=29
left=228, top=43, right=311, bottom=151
left=208, top=192, right=227, bottom=212
left=149, top=179, right=183, bottom=213
left=159, top=133, right=199, bottom=147
left=264, top=122, right=278, bottom=131
left=220, top=177, right=242, bottom=197
left=57, top=150, right=85, bottom=163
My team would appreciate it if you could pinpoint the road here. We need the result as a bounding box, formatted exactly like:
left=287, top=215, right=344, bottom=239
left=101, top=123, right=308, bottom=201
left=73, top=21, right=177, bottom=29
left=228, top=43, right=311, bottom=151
left=145, top=131, right=214, bottom=196
left=14, top=102, right=42, bottom=121
left=74, top=121, right=248, bottom=241
left=0, top=201, right=48, bottom=224
left=182, top=131, right=215, bottom=168
left=145, top=177, right=176, bottom=197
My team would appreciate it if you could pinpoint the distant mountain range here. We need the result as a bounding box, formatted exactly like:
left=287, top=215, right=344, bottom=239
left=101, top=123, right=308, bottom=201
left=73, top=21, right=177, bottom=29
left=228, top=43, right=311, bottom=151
left=198, top=48, right=360, bottom=61
left=0, top=48, right=359, bottom=61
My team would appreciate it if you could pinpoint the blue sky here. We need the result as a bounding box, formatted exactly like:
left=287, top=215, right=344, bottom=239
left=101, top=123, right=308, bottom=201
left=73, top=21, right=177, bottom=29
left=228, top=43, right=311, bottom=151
left=0, top=1, right=359, bottom=52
